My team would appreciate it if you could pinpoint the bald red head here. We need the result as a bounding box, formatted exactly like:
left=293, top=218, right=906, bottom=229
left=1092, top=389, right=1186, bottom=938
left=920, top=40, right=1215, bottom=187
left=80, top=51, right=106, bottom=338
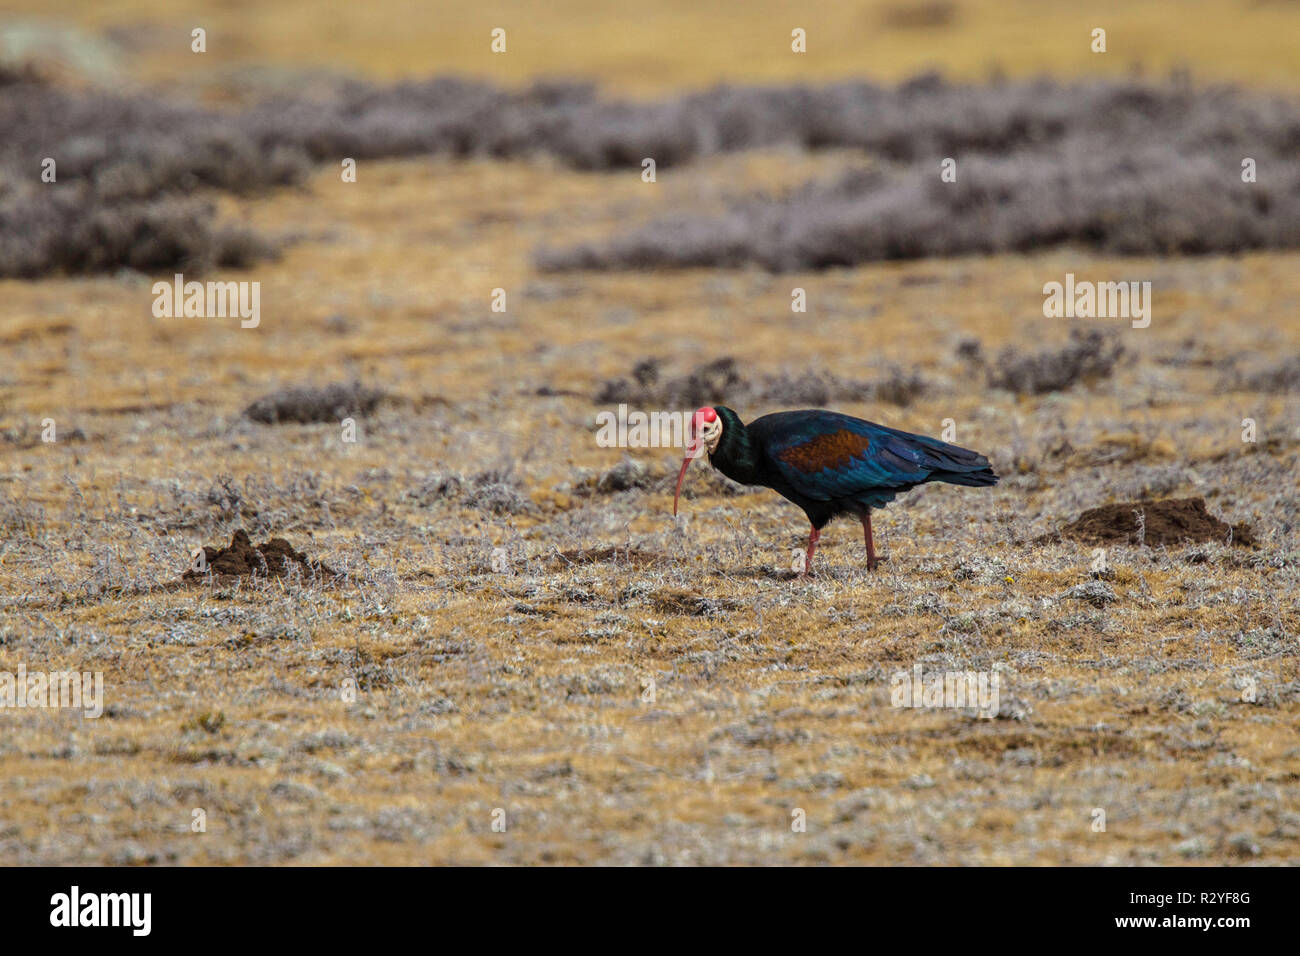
left=687, top=406, right=717, bottom=460
left=674, top=406, right=721, bottom=515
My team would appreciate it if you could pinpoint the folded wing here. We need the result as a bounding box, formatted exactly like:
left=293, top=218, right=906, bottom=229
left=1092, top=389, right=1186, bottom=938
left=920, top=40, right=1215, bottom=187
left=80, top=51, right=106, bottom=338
left=753, top=410, right=997, bottom=507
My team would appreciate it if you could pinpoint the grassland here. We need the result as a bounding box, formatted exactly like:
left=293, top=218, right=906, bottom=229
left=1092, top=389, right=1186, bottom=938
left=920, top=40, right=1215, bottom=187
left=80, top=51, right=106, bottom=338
left=1, top=1, right=1298, bottom=865
left=9, top=0, right=1300, bottom=94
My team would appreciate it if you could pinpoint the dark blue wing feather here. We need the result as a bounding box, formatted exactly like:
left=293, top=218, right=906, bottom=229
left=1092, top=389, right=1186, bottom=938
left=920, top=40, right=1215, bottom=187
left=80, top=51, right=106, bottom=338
left=749, top=410, right=996, bottom=507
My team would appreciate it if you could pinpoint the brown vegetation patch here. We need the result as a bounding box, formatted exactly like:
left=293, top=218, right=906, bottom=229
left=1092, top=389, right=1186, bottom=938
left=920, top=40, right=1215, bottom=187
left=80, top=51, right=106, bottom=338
left=546, top=546, right=663, bottom=568
left=244, top=381, right=386, bottom=424
left=649, top=588, right=741, bottom=616
left=980, top=329, right=1125, bottom=396
left=595, top=356, right=925, bottom=409
left=1060, top=434, right=1178, bottom=468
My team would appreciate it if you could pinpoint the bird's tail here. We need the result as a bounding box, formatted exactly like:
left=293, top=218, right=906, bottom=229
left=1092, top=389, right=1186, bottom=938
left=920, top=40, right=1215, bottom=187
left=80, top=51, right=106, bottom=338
left=910, top=434, right=999, bottom=487
left=929, top=466, right=999, bottom=487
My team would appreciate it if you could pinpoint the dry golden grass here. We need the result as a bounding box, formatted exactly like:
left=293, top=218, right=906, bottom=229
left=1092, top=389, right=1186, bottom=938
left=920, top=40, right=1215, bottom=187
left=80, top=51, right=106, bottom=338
left=10, top=0, right=1300, bottom=94
left=1, top=2, right=1298, bottom=865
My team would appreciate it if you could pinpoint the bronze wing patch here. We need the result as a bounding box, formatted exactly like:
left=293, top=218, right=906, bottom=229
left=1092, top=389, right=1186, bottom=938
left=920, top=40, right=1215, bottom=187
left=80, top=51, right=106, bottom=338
left=777, top=430, right=872, bottom=473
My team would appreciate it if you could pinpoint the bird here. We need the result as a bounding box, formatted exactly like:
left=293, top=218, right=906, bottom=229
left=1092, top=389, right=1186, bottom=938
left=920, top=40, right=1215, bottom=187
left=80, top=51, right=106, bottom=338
left=673, top=406, right=998, bottom=574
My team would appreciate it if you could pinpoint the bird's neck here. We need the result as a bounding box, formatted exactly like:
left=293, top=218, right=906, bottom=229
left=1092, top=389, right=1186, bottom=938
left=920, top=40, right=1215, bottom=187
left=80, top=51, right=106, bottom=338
left=709, top=409, right=761, bottom=485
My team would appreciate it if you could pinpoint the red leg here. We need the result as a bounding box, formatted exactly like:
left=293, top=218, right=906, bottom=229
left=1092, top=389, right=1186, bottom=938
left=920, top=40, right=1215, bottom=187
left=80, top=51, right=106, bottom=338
left=802, top=525, right=820, bottom=577
left=862, top=511, right=878, bottom=571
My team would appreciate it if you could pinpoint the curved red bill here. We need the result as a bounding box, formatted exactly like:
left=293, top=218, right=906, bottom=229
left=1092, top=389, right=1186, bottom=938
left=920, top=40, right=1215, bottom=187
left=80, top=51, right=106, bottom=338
left=672, top=448, right=696, bottom=516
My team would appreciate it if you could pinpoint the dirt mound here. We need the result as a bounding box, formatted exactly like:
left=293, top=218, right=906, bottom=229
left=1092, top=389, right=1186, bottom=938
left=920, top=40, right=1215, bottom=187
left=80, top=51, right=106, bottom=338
left=1057, top=497, right=1254, bottom=548
left=182, top=529, right=338, bottom=582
